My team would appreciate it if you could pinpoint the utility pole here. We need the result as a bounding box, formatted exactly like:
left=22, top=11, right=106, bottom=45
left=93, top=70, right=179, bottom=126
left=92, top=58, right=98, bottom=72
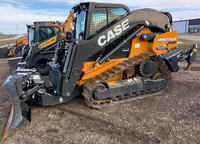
left=16, top=24, right=18, bottom=34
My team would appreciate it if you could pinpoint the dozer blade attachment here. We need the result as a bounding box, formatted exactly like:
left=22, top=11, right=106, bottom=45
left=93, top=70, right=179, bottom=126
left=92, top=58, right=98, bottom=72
left=2, top=76, right=32, bottom=142
left=0, top=46, right=9, bottom=58
left=1, top=58, right=32, bottom=142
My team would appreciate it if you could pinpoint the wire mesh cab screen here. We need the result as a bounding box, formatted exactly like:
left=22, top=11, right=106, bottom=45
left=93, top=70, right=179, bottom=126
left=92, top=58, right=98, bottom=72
left=89, top=7, right=128, bottom=39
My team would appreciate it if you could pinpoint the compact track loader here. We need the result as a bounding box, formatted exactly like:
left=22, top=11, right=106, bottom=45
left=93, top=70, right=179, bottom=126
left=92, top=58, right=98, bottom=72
left=21, top=21, right=66, bottom=75
left=0, top=36, right=28, bottom=58
left=0, top=10, right=75, bottom=60
left=20, top=11, right=75, bottom=75
left=1, top=2, right=198, bottom=141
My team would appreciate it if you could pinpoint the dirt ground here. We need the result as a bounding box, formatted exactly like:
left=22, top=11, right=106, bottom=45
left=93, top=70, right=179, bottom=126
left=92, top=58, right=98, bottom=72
left=0, top=34, right=18, bottom=47
left=0, top=34, right=17, bottom=39
left=179, top=35, right=200, bottom=42
left=0, top=43, right=200, bottom=144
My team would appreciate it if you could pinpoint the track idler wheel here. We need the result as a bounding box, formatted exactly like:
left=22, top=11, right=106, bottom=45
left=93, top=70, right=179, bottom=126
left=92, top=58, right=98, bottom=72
left=152, top=73, right=165, bottom=80
left=152, top=73, right=165, bottom=87
left=92, top=84, right=106, bottom=100
left=139, top=59, right=158, bottom=77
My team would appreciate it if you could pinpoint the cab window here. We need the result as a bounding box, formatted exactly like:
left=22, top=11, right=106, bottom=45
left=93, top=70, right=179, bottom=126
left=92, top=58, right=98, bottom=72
left=90, top=7, right=107, bottom=38
left=37, top=26, right=61, bottom=42
left=89, top=7, right=127, bottom=39
left=75, top=11, right=87, bottom=40
left=108, top=8, right=127, bottom=26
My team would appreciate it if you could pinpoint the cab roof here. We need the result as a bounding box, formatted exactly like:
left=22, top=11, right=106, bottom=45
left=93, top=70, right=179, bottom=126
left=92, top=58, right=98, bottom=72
left=72, top=2, right=130, bottom=13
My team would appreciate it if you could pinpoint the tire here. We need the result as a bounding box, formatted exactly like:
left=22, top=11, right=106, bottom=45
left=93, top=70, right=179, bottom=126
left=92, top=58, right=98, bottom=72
left=15, top=46, right=23, bottom=56
left=29, top=54, right=51, bottom=75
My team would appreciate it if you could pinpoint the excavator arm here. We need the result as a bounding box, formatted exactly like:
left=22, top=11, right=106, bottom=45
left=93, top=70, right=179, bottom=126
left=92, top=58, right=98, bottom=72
left=63, top=10, right=75, bottom=32
left=54, top=10, right=75, bottom=32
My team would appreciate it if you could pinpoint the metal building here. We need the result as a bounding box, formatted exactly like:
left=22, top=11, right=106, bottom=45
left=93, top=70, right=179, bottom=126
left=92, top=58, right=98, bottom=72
left=172, top=18, right=200, bottom=33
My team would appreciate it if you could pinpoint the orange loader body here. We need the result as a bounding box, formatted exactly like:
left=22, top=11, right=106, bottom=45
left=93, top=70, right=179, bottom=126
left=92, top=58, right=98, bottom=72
left=78, top=29, right=178, bottom=86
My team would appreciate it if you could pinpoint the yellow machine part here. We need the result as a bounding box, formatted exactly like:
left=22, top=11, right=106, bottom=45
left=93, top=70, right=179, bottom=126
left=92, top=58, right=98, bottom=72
left=8, top=36, right=28, bottom=56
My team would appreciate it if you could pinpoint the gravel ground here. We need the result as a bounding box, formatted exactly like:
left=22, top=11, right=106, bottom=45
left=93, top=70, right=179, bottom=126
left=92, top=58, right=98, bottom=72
left=0, top=43, right=199, bottom=144
left=0, top=34, right=17, bottom=40
left=179, top=35, right=200, bottom=42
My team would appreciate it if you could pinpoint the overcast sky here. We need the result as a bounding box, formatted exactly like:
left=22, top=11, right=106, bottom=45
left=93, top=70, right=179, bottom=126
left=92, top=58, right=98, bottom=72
left=0, top=0, right=200, bottom=34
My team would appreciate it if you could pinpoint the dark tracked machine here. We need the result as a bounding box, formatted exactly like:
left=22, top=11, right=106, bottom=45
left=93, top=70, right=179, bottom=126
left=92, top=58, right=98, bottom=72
left=20, top=12, right=75, bottom=75
left=2, top=2, right=198, bottom=141
left=21, top=21, right=67, bottom=75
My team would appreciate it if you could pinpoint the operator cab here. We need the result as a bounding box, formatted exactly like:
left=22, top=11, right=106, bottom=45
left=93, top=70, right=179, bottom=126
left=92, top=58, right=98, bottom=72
left=71, top=2, right=131, bottom=61
left=73, top=2, right=130, bottom=40
left=28, top=21, right=61, bottom=46
left=22, top=22, right=61, bottom=61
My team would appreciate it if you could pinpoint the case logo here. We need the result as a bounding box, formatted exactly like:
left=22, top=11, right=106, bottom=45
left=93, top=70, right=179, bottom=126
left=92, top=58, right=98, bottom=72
left=97, top=19, right=129, bottom=47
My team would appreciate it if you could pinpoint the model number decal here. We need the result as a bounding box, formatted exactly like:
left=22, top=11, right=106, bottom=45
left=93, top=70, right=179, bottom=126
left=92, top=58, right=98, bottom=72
left=97, top=19, right=129, bottom=47
left=38, top=36, right=57, bottom=49
left=157, top=37, right=177, bottom=42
